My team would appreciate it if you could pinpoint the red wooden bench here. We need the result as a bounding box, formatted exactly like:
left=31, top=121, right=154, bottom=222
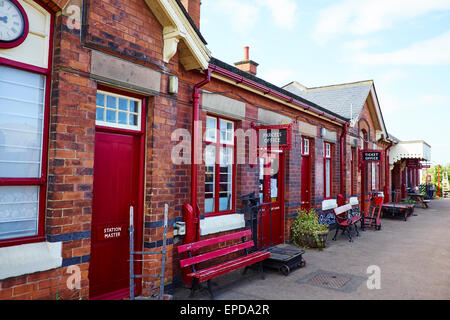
left=332, top=203, right=362, bottom=242
left=177, top=229, right=270, bottom=299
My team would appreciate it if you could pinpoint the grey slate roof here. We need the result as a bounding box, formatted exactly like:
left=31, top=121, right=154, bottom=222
left=209, top=57, right=350, bottom=122
left=282, top=81, right=373, bottom=120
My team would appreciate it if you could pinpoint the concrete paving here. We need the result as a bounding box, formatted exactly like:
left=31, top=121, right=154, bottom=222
left=172, top=198, right=450, bottom=300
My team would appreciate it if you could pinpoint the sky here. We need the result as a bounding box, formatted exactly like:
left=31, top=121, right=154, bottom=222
left=199, top=0, right=450, bottom=165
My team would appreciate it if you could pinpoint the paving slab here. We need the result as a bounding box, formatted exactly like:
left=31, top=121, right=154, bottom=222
left=172, top=198, right=450, bottom=300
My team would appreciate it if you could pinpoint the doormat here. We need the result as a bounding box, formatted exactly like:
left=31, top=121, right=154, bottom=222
left=296, top=270, right=366, bottom=293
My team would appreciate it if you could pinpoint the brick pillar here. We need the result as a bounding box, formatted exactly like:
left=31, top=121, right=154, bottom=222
left=284, top=124, right=302, bottom=241
left=45, top=13, right=96, bottom=300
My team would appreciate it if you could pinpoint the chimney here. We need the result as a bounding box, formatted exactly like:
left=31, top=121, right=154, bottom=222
left=180, top=0, right=201, bottom=29
left=234, top=46, right=258, bottom=76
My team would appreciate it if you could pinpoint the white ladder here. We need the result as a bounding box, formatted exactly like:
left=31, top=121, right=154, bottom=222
left=443, top=171, right=450, bottom=196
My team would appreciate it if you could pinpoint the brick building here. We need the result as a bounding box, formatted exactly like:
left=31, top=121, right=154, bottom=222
left=0, top=0, right=402, bottom=300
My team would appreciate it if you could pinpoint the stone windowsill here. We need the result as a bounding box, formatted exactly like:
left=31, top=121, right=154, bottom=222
left=0, top=241, right=62, bottom=280
left=199, top=213, right=246, bottom=236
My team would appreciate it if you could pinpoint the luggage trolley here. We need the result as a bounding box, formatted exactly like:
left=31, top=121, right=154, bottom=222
left=362, top=192, right=383, bottom=231
left=241, top=192, right=306, bottom=276
left=258, top=202, right=306, bottom=276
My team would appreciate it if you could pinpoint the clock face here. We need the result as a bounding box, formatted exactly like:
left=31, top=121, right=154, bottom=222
left=0, top=0, right=26, bottom=43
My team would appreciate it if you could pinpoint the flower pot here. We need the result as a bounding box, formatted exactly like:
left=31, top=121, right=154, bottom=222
left=296, top=230, right=329, bottom=249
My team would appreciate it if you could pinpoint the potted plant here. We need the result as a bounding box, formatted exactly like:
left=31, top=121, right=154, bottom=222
left=291, top=208, right=329, bottom=250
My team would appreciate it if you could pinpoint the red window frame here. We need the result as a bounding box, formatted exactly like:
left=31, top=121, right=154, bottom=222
left=204, top=115, right=236, bottom=217
left=323, top=142, right=333, bottom=200
left=0, top=1, right=54, bottom=248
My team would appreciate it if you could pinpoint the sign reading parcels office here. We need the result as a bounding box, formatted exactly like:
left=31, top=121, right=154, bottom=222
left=257, top=124, right=292, bottom=150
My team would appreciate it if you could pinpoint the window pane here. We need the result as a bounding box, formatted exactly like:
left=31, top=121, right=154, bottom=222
left=106, top=95, right=117, bottom=109
left=118, top=112, right=127, bottom=125
left=0, top=66, right=45, bottom=178
left=204, top=145, right=216, bottom=213
left=106, top=109, right=116, bottom=123
left=96, top=107, right=104, bottom=121
left=0, top=186, right=39, bottom=240
left=219, top=146, right=233, bottom=211
left=325, top=159, right=331, bottom=198
left=118, top=98, right=128, bottom=111
left=96, top=91, right=141, bottom=130
left=220, top=119, right=233, bottom=144
left=129, top=114, right=138, bottom=126
left=206, top=117, right=216, bottom=142
left=96, top=93, right=105, bottom=107
left=130, top=101, right=138, bottom=113
left=270, top=157, right=279, bottom=202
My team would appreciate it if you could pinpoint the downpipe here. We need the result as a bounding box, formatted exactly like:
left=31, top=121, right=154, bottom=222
left=384, top=141, right=393, bottom=202
left=182, top=69, right=211, bottom=286
left=338, top=123, right=349, bottom=206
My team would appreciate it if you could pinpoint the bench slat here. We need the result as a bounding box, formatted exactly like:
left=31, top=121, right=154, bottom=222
left=334, top=204, right=352, bottom=215
left=177, top=229, right=251, bottom=254
left=180, top=240, right=254, bottom=268
left=188, top=251, right=270, bottom=282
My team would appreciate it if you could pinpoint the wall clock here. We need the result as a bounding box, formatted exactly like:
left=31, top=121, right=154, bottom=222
left=0, top=0, right=29, bottom=48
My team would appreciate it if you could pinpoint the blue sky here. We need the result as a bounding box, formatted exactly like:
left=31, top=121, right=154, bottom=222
left=199, top=0, right=450, bottom=165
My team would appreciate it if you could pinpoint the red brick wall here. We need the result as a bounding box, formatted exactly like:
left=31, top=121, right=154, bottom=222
left=0, top=0, right=355, bottom=300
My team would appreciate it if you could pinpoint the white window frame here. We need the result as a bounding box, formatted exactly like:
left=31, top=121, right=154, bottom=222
left=205, top=116, right=217, bottom=143
left=325, top=142, right=331, bottom=158
left=302, top=138, right=309, bottom=155
left=95, top=90, right=142, bottom=131
left=219, top=118, right=234, bottom=145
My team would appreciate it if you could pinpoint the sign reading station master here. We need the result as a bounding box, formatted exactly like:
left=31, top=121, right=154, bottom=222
left=97, top=224, right=128, bottom=241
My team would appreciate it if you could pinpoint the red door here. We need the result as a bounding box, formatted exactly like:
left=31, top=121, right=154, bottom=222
left=89, top=131, right=142, bottom=299
left=300, top=137, right=311, bottom=210
left=258, top=152, right=284, bottom=248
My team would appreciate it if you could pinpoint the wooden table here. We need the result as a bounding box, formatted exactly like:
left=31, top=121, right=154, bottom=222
left=407, top=193, right=429, bottom=209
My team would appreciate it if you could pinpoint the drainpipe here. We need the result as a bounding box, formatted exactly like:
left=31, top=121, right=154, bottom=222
left=181, top=69, right=211, bottom=286
left=190, top=68, right=211, bottom=239
left=338, top=123, right=349, bottom=206
left=384, top=141, right=393, bottom=202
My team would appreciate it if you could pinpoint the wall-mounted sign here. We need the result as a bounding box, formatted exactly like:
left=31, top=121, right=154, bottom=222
left=257, top=124, right=292, bottom=150
left=358, top=149, right=383, bottom=171
left=406, top=159, right=420, bottom=168
left=97, top=224, right=127, bottom=241
left=362, top=151, right=382, bottom=162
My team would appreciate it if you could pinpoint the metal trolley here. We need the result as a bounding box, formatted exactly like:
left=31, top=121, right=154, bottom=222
left=362, top=192, right=384, bottom=230
left=241, top=193, right=306, bottom=276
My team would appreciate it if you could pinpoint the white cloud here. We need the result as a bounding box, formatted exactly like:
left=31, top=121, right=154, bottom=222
left=212, top=0, right=261, bottom=33
left=204, top=0, right=298, bottom=32
left=354, top=30, right=450, bottom=66
left=313, top=0, right=450, bottom=45
left=259, top=0, right=298, bottom=30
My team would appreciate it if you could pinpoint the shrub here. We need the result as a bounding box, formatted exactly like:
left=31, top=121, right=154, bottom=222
left=291, top=208, right=328, bottom=249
